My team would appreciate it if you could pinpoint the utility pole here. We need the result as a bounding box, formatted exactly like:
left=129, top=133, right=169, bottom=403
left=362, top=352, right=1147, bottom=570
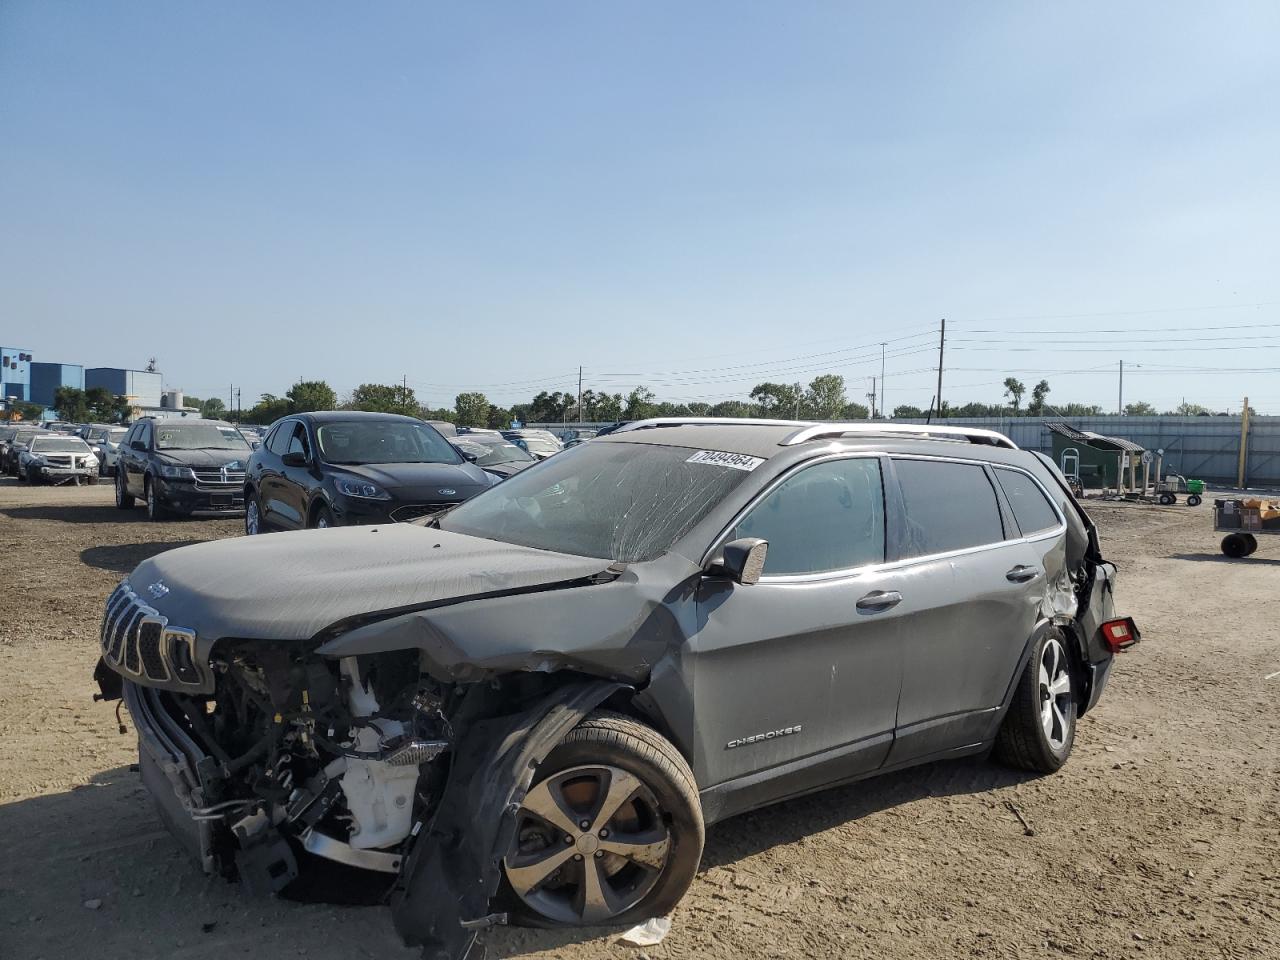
left=934, top=319, right=945, bottom=419
left=1238, top=395, right=1251, bottom=488
left=866, top=378, right=877, bottom=419
left=1118, top=360, right=1124, bottom=415
left=880, top=343, right=887, bottom=418
left=577, top=366, right=583, bottom=426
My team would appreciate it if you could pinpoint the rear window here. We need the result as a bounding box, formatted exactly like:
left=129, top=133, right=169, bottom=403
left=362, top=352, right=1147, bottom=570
left=894, top=459, right=1005, bottom=557
left=994, top=468, right=1061, bottom=536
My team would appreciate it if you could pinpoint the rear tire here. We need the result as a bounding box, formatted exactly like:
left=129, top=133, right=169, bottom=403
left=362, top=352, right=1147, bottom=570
left=501, top=712, right=703, bottom=928
left=995, top=629, right=1078, bottom=773
left=1221, top=534, right=1249, bottom=558
left=1186, top=494, right=1202, bottom=507
left=1158, top=491, right=1176, bottom=505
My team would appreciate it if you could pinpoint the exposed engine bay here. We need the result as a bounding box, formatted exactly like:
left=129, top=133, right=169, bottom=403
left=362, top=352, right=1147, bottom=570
left=124, top=643, right=458, bottom=897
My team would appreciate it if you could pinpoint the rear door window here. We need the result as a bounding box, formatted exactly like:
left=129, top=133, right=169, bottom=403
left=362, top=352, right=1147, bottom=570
left=994, top=468, right=1061, bottom=536
left=893, top=459, right=1005, bottom=557
left=731, top=457, right=885, bottom=575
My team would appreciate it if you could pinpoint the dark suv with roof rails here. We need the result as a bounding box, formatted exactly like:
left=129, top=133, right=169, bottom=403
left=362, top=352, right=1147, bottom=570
left=115, top=417, right=251, bottom=520
left=93, top=417, right=1137, bottom=959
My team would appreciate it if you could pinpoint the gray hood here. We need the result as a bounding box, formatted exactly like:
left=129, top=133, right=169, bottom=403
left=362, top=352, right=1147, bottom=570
left=128, top=525, right=610, bottom=643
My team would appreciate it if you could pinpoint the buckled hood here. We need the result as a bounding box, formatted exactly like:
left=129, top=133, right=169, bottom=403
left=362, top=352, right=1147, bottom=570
left=126, top=525, right=609, bottom=643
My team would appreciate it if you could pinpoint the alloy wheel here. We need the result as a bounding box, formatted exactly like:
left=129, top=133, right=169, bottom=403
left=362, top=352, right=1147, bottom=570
left=245, top=500, right=260, bottom=535
left=505, top=764, right=671, bottom=925
left=1038, top=637, right=1073, bottom=751
left=116, top=471, right=125, bottom=506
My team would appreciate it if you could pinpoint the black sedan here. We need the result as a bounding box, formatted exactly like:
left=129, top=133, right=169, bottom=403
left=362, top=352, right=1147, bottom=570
left=244, top=411, right=494, bottom=532
left=452, top=434, right=537, bottom=480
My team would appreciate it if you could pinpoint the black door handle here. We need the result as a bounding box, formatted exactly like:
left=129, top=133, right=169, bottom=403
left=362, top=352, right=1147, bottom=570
left=856, top=590, right=903, bottom=612
left=1006, top=565, right=1041, bottom=583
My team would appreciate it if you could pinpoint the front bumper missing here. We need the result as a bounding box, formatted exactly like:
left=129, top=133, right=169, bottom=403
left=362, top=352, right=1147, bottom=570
left=123, top=681, right=217, bottom=872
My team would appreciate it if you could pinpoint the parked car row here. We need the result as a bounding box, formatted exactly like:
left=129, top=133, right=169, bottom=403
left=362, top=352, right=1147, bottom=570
left=1, top=424, right=99, bottom=484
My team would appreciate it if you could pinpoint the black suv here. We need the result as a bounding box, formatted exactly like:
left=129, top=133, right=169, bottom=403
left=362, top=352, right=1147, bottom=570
left=243, top=411, right=494, bottom=532
left=114, top=417, right=251, bottom=520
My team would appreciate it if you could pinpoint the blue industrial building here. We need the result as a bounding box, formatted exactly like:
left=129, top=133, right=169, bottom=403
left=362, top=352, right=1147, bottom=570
left=85, top=368, right=163, bottom=408
left=30, top=362, right=85, bottom=409
left=1, top=346, right=33, bottom=403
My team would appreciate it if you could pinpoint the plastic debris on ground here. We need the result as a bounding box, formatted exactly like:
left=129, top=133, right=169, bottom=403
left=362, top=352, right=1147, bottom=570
left=619, top=917, right=671, bottom=947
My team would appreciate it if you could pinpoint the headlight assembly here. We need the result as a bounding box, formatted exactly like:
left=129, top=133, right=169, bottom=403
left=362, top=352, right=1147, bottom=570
left=336, top=478, right=391, bottom=500
left=157, top=464, right=190, bottom=479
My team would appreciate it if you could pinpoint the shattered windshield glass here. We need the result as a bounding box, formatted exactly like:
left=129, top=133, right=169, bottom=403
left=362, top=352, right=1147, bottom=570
left=440, top=441, right=752, bottom=562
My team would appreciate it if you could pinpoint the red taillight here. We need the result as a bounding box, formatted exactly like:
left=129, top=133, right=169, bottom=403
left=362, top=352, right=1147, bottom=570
left=1100, top=617, right=1140, bottom=653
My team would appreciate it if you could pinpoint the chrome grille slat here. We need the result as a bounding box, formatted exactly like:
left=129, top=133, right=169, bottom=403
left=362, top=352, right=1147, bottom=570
left=138, top=620, right=168, bottom=681
left=122, top=611, right=145, bottom=673
left=100, top=583, right=205, bottom=687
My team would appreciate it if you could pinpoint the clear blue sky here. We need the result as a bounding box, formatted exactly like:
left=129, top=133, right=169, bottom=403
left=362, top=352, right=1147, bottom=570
left=2, top=2, right=1278, bottom=414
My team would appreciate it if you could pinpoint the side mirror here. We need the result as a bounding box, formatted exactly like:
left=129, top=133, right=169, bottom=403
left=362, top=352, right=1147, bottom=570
left=459, top=450, right=478, bottom=463
left=707, top=537, right=768, bottom=585
left=130, top=440, right=146, bottom=452
left=281, top=451, right=309, bottom=467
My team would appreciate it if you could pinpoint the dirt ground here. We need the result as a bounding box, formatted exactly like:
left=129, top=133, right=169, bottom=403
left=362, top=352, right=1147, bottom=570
left=0, top=479, right=1277, bottom=960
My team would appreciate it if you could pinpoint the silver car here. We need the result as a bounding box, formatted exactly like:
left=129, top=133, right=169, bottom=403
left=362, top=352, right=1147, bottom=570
left=93, top=419, right=1137, bottom=958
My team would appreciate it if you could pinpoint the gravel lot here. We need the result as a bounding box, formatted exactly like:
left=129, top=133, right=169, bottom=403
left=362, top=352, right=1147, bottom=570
left=1, top=479, right=1277, bottom=959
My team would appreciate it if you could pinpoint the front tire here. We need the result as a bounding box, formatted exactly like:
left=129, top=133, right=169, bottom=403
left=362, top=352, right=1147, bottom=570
left=502, top=712, right=703, bottom=928
left=995, top=629, right=1078, bottom=773
left=116, top=470, right=135, bottom=509
left=245, top=493, right=263, bottom=535
left=310, top=504, right=334, bottom=529
left=145, top=478, right=169, bottom=521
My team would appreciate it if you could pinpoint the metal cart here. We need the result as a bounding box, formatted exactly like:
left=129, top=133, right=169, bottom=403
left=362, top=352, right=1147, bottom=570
left=1156, top=474, right=1205, bottom=507
left=1215, top=498, right=1280, bottom=557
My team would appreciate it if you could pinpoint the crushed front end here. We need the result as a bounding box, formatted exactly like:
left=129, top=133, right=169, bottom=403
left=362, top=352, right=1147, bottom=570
left=94, top=580, right=457, bottom=900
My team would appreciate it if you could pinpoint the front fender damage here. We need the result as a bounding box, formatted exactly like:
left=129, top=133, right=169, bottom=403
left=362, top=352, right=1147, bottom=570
left=391, top=677, right=623, bottom=960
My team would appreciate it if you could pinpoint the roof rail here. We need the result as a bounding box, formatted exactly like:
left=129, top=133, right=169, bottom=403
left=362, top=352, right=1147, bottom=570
left=610, top=417, right=1018, bottom=449
left=780, top=423, right=1018, bottom=449
left=613, top=417, right=808, bottom=433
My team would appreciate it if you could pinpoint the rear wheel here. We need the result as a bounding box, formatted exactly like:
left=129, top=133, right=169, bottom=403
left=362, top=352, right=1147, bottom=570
left=502, top=712, right=703, bottom=928
left=1186, top=494, right=1202, bottom=507
left=995, top=629, right=1077, bottom=773
left=1158, top=491, right=1176, bottom=505
left=1221, top=533, right=1250, bottom=558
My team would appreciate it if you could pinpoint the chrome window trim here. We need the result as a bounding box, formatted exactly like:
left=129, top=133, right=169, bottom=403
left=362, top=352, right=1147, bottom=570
left=700, top=451, right=1067, bottom=586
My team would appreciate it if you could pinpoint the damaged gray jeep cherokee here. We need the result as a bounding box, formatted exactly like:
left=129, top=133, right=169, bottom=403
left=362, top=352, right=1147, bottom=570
left=92, top=419, right=1138, bottom=958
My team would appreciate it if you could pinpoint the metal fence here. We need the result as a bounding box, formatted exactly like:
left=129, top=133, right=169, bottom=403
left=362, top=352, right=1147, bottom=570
left=896, top=416, right=1279, bottom=487
left=529, top=415, right=1280, bottom=487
